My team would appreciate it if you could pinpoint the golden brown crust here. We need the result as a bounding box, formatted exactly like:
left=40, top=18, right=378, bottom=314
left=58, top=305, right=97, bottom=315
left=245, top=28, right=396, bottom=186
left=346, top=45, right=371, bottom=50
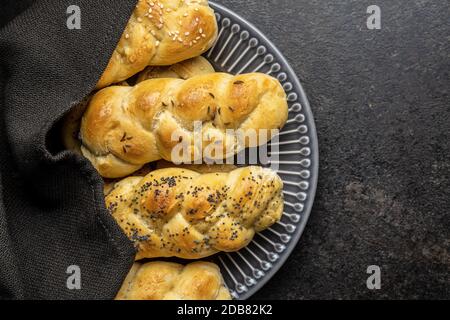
left=155, top=159, right=236, bottom=173
left=103, top=161, right=235, bottom=196
left=81, top=73, right=288, bottom=178
left=136, top=56, right=214, bottom=82
left=116, top=261, right=231, bottom=300
left=63, top=59, right=210, bottom=156
left=105, top=166, right=284, bottom=259
left=96, top=0, right=218, bottom=89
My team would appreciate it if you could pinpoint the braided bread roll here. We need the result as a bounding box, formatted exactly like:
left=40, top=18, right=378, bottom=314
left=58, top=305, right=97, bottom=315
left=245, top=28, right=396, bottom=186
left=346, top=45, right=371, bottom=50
left=97, top=0, right=217, bottom=89
left=62, top=57, right=214, bottom=156
left=81, top=73, right=288, bottom=178
left=103, top=162, right=236, bottom=196
left=116, top=261, right=231, bottom=300
left=105, top=166, right=284, bottom=259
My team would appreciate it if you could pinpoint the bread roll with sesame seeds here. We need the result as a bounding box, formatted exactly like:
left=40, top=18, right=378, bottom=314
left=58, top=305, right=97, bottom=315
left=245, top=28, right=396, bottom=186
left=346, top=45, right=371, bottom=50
left=96, top=0, right=218, bottom=89
left=105, top=166, right=284, bottom=259
left=80, top=73, right=288, bottom=178
left=116, top=261, right=231, bottom=300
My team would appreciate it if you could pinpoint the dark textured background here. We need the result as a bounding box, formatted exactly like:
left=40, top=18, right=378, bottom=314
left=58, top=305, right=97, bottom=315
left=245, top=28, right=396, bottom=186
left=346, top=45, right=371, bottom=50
left=1, top=0, right=449, bottom=299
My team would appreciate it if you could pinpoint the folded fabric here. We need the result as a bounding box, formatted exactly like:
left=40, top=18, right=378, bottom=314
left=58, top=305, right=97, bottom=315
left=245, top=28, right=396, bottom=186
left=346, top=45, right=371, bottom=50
left=0, top=0, right=138, bottom=299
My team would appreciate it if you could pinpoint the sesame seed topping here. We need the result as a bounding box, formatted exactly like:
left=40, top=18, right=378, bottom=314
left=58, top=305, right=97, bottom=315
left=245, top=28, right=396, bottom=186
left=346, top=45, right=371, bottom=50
left=185, top=31, right=190, bottom=36
left=125, top=33, right=130, bottom=39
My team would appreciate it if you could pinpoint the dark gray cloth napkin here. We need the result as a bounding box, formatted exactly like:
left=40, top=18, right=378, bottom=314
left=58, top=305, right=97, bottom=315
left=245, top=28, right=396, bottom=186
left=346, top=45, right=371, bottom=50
left=0, top=0, right=138, bottom=299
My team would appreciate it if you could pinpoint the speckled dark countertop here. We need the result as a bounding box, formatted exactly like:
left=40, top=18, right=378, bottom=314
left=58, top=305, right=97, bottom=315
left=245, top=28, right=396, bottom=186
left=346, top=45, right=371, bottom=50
left=2, top=0, right=449, bottom=299
left=213, top=0, right=450, bottom=299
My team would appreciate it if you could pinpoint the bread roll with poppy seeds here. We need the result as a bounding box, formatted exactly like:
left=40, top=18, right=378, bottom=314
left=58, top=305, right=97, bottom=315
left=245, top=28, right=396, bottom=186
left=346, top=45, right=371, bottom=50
left=105, top=166, right=284, bottom=259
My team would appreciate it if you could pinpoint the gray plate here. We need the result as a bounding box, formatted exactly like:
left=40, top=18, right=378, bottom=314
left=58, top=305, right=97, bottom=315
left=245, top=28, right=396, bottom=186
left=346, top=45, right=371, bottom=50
left=205, top=2, right=319, bottom=300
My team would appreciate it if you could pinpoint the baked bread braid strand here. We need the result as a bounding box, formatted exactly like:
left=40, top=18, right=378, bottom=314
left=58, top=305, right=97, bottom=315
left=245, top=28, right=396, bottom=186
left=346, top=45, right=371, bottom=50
left=97, top=0, right=218, bottom=88
left=136, top=55, right=215, bottom=83
left=105, top=166, right=284, bottom=259
left=116, top=261, right=231, bottom=300
left=103, top=162, right=236, bottom=196
left=81, top=73, right=288, bottom=178
left=62, top=57, right=214, bottom=157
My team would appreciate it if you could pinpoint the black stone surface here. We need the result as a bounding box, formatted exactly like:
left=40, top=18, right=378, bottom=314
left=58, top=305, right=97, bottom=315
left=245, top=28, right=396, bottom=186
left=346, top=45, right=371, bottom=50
left=1, top=0, right=449, bottom=299
left=214, top=0, right=449, bottom=300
